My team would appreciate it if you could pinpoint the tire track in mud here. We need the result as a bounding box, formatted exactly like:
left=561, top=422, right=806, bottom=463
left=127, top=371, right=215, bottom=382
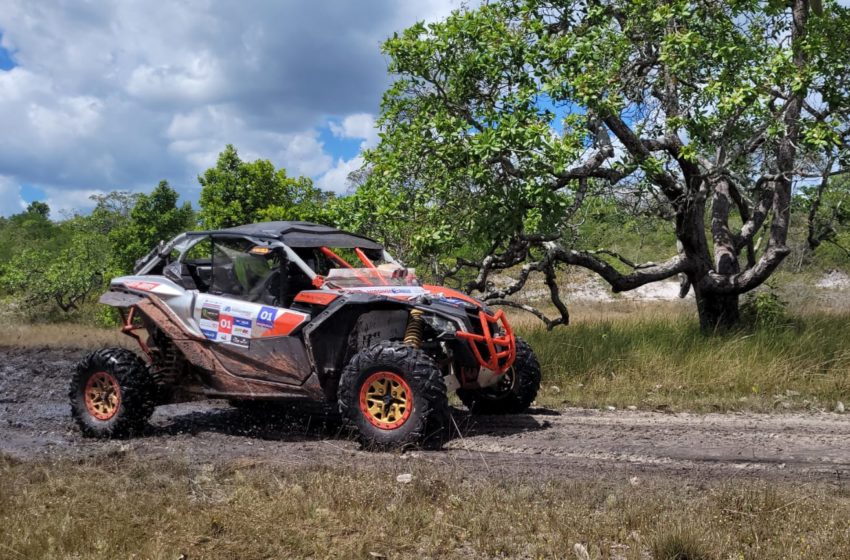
left=2, top=347, right=849, bottom=483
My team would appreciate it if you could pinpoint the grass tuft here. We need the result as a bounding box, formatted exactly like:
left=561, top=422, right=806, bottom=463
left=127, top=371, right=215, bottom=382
left=652, top=529, right=713, bottom=560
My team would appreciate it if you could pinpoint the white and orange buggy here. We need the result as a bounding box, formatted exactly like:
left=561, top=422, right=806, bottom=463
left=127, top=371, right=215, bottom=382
left=70, top=221, right=541, bottom=448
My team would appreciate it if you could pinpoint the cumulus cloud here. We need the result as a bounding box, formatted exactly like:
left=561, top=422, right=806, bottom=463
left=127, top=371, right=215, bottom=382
left=316, top=156, right=365, bottom=195
left=329, top=113, right=380, bottom=151
left=318, top=113, right=381, bottom=193
left=0, top=175, right=25, bottom=216
left=0, top=0, right=466, bottom=215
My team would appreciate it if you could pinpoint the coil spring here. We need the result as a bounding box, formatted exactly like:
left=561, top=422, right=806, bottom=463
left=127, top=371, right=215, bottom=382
left=403, top=309, right=425, bottom=347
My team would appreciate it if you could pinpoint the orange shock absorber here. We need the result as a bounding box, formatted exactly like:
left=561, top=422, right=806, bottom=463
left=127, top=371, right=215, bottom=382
left=403, top=309, right=425, bottom=347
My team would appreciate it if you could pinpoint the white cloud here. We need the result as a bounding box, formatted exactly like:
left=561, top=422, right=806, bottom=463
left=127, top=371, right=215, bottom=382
left=330, top=113, right=380, bottom=150
left=0, top=175, right=25, bottom=217
left=0, top=0, right=468, bottom=211
left=43, top=187, right=108, bottom=219
left=317, top=156, right=365, bottom=194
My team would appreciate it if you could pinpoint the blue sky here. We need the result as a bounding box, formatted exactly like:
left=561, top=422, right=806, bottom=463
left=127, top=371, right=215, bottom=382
left=0, top=1, right=463, bottom=217
left=0, top=33, right=15, bottom=70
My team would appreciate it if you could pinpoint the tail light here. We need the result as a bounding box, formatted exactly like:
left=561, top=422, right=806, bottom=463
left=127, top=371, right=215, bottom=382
left=456, top=309, right=516, bottom=374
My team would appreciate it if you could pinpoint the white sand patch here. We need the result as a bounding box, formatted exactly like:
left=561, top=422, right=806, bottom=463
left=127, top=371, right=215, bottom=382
left=816, top=270, right=850, bottom=290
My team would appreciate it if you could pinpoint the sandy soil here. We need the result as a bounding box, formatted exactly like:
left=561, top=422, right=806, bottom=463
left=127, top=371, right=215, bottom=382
left=2, top=347, right=849, bottom=484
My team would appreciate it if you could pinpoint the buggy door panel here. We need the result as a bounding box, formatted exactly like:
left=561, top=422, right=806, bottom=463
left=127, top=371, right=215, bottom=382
left=193, top=293, right=312, bottom=385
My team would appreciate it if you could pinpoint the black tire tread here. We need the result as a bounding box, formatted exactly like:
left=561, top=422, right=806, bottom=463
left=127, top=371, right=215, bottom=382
left=338, top=341, right=449, bottom=449
left=457, top=336, right=541, bottom=415
left=69, top=347, right=156, bottom=438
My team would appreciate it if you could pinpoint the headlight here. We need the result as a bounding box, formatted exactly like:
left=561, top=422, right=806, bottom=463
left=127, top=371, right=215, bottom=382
left=422, top=314, right=458, bottom=335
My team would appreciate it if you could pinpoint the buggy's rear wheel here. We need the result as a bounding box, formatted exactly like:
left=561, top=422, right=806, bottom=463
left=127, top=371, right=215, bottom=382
left=339, top=341, right=449, bottom=449
left=70, top=348, right=156, bottom=438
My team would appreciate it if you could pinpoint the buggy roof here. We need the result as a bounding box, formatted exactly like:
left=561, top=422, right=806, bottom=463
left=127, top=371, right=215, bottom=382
left=187, top=221, right=383, bottom=250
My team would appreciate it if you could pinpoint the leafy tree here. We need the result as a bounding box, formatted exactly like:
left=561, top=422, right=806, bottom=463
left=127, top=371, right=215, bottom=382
left=25, top=201, right=50, bottom=218
left=259, top=176, right=337, bottom=224
left=803, top=173, right=850, bottom=261
left=1, top=183, right=194, bottom=314
left=0, top=217, right=109, bottom=312
left=109, top=181, right=195, bottom=273
left=0, top=201, right=61, bottom=264
left=199, top=145, right=333, bottom=228
left=365, top=0, right=850, bottom=329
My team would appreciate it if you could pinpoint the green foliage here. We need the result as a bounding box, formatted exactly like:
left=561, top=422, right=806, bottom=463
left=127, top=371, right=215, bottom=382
left=0, top=180, right=195, bottom=317
left=0, top=218, right=110, bottom=313
left=109, top=181, right=195, bottom=273
left=0, top=202, right=62, bottom=264
left=798, top=175, right=850, bottom=267
left=25, top=201, right=50, bottom=218
left=740, top=289, right=788, bottom=328
left=198, top=144, right=334, bottom=228
left=358, top=0, right=850, bottom=324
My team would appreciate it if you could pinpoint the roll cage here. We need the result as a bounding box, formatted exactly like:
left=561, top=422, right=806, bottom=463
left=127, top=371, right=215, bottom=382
left=134, top=229, right=407, bottom=303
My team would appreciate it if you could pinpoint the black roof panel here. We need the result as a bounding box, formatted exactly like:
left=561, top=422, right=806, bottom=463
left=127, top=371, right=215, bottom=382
left=190, top=221, right=383, bottom=249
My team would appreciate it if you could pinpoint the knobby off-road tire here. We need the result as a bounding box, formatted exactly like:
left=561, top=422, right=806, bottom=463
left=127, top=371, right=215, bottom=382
left=69, top=347, right=156, bottom=438
left=338, top=341, right=450, bottom=449
left=458, top=336, right=541, bottom=415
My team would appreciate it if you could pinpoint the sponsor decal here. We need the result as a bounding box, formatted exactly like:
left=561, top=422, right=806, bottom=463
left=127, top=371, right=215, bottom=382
left=257, top=306, right=278, bottom=329
left=200, top=306, right=220, bottom=321
left=232, top=317, right=252, bottom=337
left=218, top=333, right=231, bottom=343
left=223, top=303, right=253, bottom=318
left=201, top=329, right=217, bottom=341
left=345, top=286, right=424, bottom=294
left=199, top=319, right=219, bottom=331
left=218, top=314, right=234, bottom=334
left=440, top=296, right=471, bottom=307
left=230, top=335, right=251, bottom=349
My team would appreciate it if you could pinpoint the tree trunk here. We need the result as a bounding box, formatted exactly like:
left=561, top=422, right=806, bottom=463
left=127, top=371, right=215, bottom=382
left=695, top=287, right=740, bottom=332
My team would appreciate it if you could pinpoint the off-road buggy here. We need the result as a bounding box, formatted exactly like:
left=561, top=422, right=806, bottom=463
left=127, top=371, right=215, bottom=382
left=70, top=221, right=541, bottom=447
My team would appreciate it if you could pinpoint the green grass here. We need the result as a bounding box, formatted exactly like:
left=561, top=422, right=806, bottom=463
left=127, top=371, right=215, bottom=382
left=1, top=454, right=848, bottom=559
left=523, top=313, right=850, bottom=412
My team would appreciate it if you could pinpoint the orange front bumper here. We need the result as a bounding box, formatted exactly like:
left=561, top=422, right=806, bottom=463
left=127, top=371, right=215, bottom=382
left=456, top=309, right=517, bottom=374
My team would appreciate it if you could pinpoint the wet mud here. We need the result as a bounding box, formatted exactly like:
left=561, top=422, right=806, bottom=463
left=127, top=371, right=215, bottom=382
left=2, top=347, right=849, bottom=483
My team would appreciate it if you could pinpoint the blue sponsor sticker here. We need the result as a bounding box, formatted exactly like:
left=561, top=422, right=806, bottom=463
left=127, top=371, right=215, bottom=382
left=234, top=317, right=252, bottom=329
left=201, top=328, right=218, bottom=341
left=257, top=306, right=277, bottom=328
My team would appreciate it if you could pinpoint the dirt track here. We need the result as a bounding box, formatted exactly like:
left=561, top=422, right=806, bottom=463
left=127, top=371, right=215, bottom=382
left=2, top=347, right=849, bottom=483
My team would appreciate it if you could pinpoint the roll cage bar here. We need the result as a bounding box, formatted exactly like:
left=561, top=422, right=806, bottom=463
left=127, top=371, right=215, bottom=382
left=134, top=232, right=403, bottom=290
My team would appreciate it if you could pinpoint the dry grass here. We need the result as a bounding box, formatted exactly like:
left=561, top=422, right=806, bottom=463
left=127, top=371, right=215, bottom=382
left=0, top=323, right=130, bottom=349
left=0, top=454, right=848, bottom=559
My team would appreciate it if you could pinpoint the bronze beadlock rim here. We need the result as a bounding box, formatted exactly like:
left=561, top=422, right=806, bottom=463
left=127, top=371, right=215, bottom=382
left=359, top=371, right=413, bottom=430
left=84, top=371, right=121, bottom=421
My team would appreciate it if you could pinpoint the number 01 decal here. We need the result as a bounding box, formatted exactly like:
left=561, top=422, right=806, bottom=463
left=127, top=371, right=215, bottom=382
left=257, top=306, right=277, bottom=328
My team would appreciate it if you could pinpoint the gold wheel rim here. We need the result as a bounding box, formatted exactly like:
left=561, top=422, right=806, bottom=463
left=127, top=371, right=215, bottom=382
left=359, top=371, right=412, bottom=430
left=84, top=372, right=121, bottom=421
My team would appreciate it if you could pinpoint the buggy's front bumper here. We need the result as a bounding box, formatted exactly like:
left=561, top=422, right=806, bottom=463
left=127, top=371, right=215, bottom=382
left=456, top=309, right=516, bottom=374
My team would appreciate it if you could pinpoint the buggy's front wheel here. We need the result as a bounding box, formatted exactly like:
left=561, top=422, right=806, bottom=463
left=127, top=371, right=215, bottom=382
left=69, top=348, right=155, bottom=438
left=338, top=341, right=449, bottom=449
